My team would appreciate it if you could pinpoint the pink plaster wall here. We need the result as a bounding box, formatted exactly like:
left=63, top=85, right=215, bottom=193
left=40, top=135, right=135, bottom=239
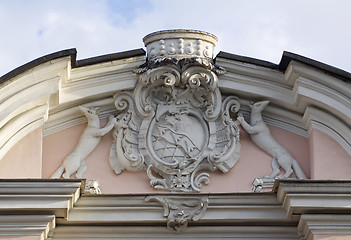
left=310, top=129, right=351, bottom=179
left=42, top=121, right=310, bottom=193
left=202, top=126, right=310, bottom=192
left=42, top=120, right=152, bottom=193
left=0, top=127, right=42, bottom=178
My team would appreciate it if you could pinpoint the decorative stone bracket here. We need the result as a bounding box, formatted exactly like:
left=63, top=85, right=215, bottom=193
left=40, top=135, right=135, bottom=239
left=84, top=179, right=102, bottom=194
left=145, top=195, right=209, bottom=232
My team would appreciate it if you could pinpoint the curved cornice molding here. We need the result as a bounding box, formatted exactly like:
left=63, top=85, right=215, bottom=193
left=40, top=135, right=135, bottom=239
left=0, top=49, right=146, bottom=160
left=216, top=56, right=351, bottom=155
left=0, top=47, right=350, bottom=160
left=217, top=51, right=351, bottom=82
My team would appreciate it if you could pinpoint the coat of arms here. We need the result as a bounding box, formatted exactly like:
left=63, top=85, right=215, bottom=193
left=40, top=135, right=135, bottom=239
left=109, top=30, right=241, bottom=192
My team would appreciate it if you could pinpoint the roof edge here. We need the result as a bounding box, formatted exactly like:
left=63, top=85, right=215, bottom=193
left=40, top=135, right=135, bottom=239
left=216, top=51, right=279, bottom=69
left=0, top=48, right=146, bottom=85
left=279, top=51, right=351, bottom=82
left=2, top=48, right=350, bottom=84
left=0, top=48, right=77, bottom=84
left=216, top=51, right=351, bottom=82
left=74, top=48, right=145, bottom=68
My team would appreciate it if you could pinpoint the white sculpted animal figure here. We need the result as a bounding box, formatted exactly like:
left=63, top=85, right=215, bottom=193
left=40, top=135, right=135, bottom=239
left=51, top=106, right=115, bottom=179
left=237, top=100, right=306, bottom=179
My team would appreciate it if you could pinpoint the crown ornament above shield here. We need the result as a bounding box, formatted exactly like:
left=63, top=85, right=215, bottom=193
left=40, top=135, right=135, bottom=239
left=143, top=29, right=217, bottom=60
left=109, top=30, right=241, bottom=192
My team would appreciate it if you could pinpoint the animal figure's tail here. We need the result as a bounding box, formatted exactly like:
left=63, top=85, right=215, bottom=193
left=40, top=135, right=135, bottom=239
left=50, top=165, right=64, bottom=179
left=292, top=160, right=307, bottom=179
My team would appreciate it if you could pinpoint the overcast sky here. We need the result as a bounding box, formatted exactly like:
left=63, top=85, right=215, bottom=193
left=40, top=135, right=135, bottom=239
left=1, top=0, right=350, bottom=77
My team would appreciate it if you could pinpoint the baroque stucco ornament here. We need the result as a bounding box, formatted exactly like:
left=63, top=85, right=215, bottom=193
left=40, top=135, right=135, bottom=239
left=237, top=100, right=307, bottom=192
left=145, top=195, right=208, bottom=232
left=51, top=106, right=115, bottom=179
left=109, top=30, right=241, bottom=192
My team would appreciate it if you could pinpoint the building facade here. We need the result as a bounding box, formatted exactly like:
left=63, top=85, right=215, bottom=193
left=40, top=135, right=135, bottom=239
left=0, top=30, right=351, bottom=239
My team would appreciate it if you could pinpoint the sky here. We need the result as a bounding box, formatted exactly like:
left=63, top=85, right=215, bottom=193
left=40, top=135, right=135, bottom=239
left=1, top=0, right=351, bottom=77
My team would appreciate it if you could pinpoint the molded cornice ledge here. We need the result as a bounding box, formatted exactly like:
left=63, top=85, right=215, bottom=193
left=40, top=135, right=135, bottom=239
left=56, top=192, right=298, bottom=238
left=274, top=180, right=351, bottom=239
left=65, top=193, right=289, bottom=224
left=216, top=55, right=351, bottom=156
left=298, top=214, right=351, bottom=240
left=274, top=180, right=351, bottom=218
left=0, top=179, right=84, bottom=218
left=0, top=215, right=55, bottom=240
left=3, top=180, right=351, bottom=238
left=0, top=54, right=72, bottom=160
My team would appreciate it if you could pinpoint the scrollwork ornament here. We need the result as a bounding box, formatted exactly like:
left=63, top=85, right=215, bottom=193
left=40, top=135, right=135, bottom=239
left=190, top=164, right=213, bottom=192
left=109, top=92, right=145, bottom=173
left=145, top=195, right=209, bottom=232
left=109, top=31, right=242, bottom=193
left=110, top=62, right=241, bottom=192
left=208, top=96, right=241, bottom=172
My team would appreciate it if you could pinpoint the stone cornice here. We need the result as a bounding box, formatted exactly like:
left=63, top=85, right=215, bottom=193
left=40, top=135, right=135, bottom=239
left=0, top=179, right=84, bottom=218
left=216, top=56, right=351, bottom=156
left=298, top=214, right=351, bottom=240
left=0, top=215, right=55, bottom=239
left=52, top=225, right=300, bottom=239
left=274, top=180, right=351, bottom=217
left=0, top=180, right=351, bottom=238
left=64, top=193, right=289, bottom=225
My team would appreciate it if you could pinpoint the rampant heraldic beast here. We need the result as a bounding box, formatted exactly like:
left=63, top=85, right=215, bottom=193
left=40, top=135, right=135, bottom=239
left=109, top=30, right=242, bottom=192
left=50, top=30, right=307, bottom=192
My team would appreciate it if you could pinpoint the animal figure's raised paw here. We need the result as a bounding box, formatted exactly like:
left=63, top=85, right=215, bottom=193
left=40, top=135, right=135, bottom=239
left=237, top=115, right=245, bottom=123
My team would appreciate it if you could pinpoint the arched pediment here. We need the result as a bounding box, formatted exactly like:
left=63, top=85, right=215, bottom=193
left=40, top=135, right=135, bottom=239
left=0, top=30, right=350, bottom=194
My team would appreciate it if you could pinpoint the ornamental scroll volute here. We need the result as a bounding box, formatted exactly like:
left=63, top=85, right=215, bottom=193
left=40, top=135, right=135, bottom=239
left=109, top=30, right=241, bottom=192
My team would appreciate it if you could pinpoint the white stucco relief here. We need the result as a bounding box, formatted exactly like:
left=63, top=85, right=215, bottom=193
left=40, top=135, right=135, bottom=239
left=85, top=179, right=102, bottom=194
left=145, top=195, right=208, bottom=232
left=49, top=30, right=310, bottom=196
left=51, top=106, right=115, bottom=179
left=109, top=30, right=241, bottom=192
left=238, top=100, right=307, bottom=191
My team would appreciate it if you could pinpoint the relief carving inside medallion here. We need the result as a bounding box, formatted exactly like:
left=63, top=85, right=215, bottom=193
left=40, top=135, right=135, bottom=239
left=149, top=109, right=208, bottom=169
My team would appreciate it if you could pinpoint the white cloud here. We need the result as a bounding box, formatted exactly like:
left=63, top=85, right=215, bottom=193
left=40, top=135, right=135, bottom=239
left=0, top=0, right=350, bottom=77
